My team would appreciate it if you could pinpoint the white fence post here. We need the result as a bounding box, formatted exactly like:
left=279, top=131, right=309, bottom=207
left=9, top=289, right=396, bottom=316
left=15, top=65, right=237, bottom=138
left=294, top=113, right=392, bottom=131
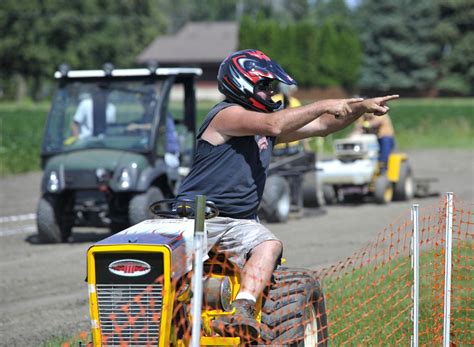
left=443, top=192, right=454, bottom=347
left=191, top=195, right=206, bottom=347
left=411, top=204, right=420, bottom=347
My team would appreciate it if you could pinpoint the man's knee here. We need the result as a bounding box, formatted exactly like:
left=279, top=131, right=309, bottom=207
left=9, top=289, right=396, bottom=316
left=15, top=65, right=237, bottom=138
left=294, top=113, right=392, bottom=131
left=268, top=240, right=283, bottom=256
left=252, top=240, right=283, bottom=259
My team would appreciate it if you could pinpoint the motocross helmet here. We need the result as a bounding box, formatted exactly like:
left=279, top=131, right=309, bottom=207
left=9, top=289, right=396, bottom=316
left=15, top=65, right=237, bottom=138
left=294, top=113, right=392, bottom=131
left=217, top=49, right=296, bottom=112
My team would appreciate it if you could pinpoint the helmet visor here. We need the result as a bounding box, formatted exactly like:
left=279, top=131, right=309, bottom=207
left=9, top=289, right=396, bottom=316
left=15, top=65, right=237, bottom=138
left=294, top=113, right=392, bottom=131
left=254, top=79, right=280, bottom=94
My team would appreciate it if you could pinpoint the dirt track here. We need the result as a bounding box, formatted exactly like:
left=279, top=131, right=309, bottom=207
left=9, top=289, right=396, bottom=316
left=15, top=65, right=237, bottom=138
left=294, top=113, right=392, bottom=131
left=0, top=149, right=472, bottom=346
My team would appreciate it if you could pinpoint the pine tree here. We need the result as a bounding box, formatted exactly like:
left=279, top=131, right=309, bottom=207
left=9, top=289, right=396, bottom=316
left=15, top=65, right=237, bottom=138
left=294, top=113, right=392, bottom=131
left=355, top=0, right=441, bottom=95
left=435, top=0, right=474, bottom=95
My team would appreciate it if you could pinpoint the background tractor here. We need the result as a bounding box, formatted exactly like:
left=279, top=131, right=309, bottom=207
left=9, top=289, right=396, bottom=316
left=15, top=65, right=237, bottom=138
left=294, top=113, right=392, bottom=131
left=316, top=134, right=416, bottom=204
left=259, top=141, right=325, bottom=223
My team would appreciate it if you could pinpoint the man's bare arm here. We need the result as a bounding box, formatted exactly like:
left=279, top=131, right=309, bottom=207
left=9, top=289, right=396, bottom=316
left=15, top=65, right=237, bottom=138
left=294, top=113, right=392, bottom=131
left=71, top=121, right=80, bottom=137
left=275, top=95, right=399, bottom=144
left=202, top=98, right=363, bottom=145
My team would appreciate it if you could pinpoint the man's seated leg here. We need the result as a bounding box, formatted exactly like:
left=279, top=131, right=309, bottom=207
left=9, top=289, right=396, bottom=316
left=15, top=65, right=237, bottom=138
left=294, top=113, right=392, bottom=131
left=212, top=240, right=283, bottom=340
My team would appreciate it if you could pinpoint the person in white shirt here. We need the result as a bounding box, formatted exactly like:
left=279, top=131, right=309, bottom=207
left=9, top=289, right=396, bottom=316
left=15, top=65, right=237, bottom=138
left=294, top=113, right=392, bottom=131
left=71, top=93, right=116, bottom=139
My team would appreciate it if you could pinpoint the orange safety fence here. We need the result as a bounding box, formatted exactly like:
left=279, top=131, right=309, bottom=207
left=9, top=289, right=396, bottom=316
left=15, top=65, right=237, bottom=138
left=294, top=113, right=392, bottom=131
left=73, top=195, right=472, bottom=346
left=318, top=196, right=473, bottom=346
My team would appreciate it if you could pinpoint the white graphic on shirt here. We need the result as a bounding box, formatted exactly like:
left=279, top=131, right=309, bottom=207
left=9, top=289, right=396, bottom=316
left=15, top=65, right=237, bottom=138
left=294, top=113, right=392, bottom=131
left=256, top=135, right=269, bottom=151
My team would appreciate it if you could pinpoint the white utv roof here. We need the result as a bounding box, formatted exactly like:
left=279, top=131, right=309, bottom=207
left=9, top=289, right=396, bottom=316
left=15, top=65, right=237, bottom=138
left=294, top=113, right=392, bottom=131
left=54, top=67, right=203, bottom=79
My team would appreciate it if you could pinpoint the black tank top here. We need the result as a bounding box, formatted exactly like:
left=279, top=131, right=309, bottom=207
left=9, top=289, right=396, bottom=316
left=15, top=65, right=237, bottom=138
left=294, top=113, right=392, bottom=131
left=177, top=101, right=274, bottom=219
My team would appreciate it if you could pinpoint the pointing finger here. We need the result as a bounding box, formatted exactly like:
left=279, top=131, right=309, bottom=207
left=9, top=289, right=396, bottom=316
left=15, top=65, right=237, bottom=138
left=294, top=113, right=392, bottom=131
left=381, top=94, right=399, bottom=102
left=347, top=98, right=364, bottom=104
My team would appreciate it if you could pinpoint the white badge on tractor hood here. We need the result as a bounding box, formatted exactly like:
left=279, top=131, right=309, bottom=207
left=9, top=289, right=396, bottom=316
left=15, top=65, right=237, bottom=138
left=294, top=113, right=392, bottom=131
left=108, top=259, right=151, bottom=277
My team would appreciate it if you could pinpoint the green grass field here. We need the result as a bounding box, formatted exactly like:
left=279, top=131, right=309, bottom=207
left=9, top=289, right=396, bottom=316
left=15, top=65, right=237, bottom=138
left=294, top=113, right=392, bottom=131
left=324, top=243, right=473, bottom=345
left=0, top=98, right=472, bottom=175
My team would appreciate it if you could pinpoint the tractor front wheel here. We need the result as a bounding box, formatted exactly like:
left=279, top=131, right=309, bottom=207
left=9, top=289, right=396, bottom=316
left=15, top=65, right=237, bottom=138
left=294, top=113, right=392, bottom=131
left=393, top=162, right=414, bottom=201
left=374, top=176, right=393, bottom=204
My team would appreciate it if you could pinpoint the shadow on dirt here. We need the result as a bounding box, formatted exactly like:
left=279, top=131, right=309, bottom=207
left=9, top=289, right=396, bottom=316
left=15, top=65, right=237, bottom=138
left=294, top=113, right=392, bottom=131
left=327, top=191, right=441, bottom=208
left=25, top=228, right=110, bottom=245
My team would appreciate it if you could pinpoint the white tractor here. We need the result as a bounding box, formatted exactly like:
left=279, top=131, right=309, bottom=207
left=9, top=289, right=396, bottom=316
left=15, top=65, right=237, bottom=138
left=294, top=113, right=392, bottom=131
left=316, top=134, right=414, bottom=204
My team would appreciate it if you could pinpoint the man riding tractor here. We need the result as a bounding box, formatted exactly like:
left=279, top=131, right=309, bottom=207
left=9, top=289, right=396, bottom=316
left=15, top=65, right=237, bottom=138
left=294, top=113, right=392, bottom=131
left=175, top=48, right=399, bottom=340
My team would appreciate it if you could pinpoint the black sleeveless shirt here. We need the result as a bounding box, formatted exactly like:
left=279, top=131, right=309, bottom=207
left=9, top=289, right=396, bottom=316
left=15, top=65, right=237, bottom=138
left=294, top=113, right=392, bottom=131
left=177, top=101, right=274, bottom=219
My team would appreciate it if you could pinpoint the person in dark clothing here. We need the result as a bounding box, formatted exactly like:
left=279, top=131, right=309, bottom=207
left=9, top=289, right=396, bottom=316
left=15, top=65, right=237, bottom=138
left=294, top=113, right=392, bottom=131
left=177, top=49, right=398, bottom=340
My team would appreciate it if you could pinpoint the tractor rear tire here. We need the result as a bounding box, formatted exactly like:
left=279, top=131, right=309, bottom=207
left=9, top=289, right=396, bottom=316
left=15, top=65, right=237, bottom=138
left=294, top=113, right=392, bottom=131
left=302, top=172, right=325, bottom=208
left=260, top=268, right=328, bottom=346
left=393, top=162, right=414, bottom=201
left=261, top=175, right=291, bottom=223
left=374, top=176, right=393, bottom=204
left=37, top=196, right=71, bottom=243
left=129, top=186, right=164, bottom=225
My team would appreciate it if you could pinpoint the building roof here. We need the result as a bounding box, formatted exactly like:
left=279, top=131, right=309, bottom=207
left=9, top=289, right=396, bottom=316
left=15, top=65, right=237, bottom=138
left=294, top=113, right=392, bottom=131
left=136, top=21, right=238, bottom=64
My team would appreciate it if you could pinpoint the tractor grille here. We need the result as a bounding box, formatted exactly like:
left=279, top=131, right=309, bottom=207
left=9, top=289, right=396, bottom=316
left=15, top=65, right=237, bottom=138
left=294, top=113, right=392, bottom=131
left=97, top=283, right=163, bottom=346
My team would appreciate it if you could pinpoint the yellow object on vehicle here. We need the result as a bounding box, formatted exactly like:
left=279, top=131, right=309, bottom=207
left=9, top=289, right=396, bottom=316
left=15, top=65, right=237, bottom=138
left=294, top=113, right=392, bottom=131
left=63, top=135, right=77, bottom=146
left=387, top=153, right=408, bottom=183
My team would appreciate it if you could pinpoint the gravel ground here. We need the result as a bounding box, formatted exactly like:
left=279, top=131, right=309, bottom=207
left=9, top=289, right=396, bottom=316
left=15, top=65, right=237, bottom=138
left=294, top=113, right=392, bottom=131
left=0, top=149, right=472, bottom=345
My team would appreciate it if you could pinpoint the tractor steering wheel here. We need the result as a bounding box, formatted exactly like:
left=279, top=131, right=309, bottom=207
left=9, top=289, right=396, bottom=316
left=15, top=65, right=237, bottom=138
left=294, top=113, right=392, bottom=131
left=149, top=199, right=219, bottom=219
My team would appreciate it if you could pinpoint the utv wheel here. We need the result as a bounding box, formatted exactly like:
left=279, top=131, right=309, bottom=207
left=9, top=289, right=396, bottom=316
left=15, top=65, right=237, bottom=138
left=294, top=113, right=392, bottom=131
left=261, top=175, right=291, bottom=223
left=36, top=196, right=71, bottom=243
left=393, top=162, right=414, bottom=201
left=129, top=186, right=164, bottom=225
left=260, top=268, right=328, bottom=346
left=374, top=176, right=393, bottom=204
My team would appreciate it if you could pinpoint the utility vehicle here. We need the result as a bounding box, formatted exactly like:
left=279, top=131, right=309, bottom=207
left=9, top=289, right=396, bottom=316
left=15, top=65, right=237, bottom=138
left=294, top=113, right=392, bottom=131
left=37, top=64, right=201, bottom=242
left=86, top=198, right=328, bottom=346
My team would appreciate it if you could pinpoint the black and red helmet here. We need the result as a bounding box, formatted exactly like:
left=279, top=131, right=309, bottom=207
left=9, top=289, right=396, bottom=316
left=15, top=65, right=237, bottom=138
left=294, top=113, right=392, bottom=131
left=217, top=49, right=296, bottom=112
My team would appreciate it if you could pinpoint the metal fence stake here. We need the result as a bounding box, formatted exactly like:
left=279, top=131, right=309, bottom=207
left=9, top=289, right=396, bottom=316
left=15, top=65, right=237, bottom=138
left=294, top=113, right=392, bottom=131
left=443, top=192, right=454, bottom=347
left=191, top=195, right=206, bottom=347
left=411, top=204, right=420, bottom=347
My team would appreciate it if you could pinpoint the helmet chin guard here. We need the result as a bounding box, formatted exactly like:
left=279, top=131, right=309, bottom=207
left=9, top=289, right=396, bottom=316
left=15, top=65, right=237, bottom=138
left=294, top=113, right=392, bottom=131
left=217, top=49, right=296, bottom=112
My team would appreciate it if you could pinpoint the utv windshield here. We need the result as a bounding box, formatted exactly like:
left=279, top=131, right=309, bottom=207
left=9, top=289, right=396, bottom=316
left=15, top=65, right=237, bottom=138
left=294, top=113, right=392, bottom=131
left=42, top=80, right=164, bottom=154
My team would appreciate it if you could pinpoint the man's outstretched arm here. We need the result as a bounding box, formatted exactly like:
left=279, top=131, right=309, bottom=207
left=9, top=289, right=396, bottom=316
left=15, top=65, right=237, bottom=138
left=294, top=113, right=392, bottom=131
left=202, top=97, right=364, bottom=145
left=275, top=95, right=399, bottom=144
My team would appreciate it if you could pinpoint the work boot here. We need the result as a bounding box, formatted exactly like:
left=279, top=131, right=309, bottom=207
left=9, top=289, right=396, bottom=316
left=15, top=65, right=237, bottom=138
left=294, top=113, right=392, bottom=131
left=211, top=299, right=260, bottom=341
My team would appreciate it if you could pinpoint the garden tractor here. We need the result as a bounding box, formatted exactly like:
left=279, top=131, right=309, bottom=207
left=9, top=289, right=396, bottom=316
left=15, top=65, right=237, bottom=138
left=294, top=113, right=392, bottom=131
left=85, top=197, right=328, bottom=346
left=316, top=134, right=415, bottom=204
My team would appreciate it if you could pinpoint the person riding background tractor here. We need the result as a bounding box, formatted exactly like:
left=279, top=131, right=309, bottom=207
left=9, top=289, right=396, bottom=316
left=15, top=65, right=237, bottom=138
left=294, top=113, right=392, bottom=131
left=352, top=112, right=395, bottom=173
left=176, top=48, right=399, bottom=341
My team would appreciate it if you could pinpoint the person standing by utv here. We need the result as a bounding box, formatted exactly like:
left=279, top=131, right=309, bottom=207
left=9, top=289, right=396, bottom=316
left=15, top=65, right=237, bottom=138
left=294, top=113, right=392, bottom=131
left=177, top=49, right=399, bottom=340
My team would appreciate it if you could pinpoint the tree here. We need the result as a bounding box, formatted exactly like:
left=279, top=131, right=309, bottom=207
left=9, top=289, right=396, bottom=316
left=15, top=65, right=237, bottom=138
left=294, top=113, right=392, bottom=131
left=314, top=16, right=362, bottom=89
left=238, top=14, right=361, bottom=89
left=355, top=0, right=442, bottom=95
left=0, top=0, right=167, bottom=100
left=435, top=0, right=474, bottom=95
